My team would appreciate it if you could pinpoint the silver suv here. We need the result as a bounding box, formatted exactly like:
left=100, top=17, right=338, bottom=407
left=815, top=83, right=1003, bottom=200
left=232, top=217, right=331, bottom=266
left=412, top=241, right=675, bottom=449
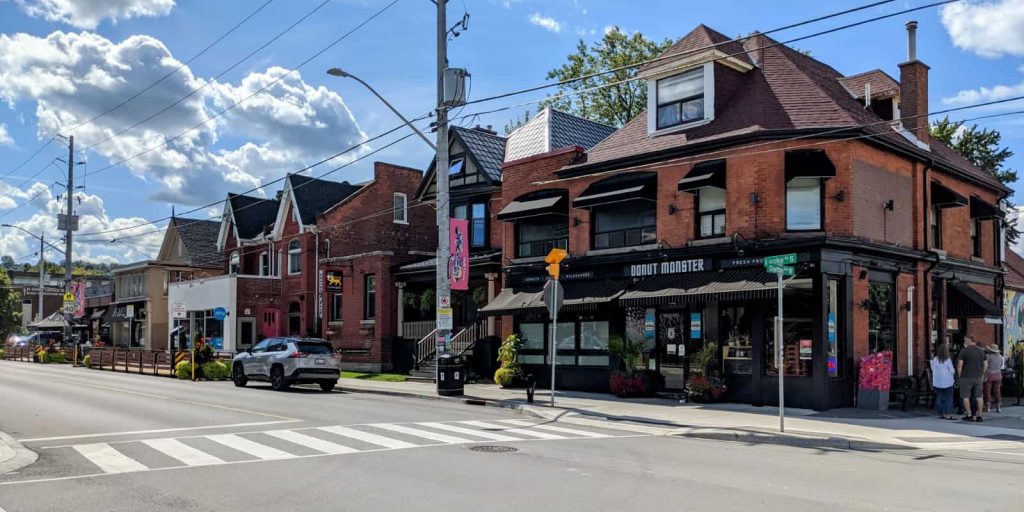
left=232, top=338, right=341, bottom=392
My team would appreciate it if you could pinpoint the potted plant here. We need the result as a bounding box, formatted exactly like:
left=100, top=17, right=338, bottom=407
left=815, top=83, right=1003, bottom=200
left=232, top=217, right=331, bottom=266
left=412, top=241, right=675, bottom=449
left=857, top=351, right=893, bottom=410
left=494, top=334, right=524, bottom=388
left=685, top=343, right=726, bottom=402
left=608, top=334, right=655, bottom=397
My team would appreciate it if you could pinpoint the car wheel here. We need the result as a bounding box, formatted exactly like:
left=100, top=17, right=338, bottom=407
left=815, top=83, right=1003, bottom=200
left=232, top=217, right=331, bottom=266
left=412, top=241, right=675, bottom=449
left=270, top=366, right=289, bottom=391
left=232, top=364, right=248, bottom=387
left=319, top=381, right=336, bottom=392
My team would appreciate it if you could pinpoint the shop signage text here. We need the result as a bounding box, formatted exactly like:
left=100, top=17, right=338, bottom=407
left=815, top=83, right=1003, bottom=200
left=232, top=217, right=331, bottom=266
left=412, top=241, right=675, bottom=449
left=627, top=258, right=707, bottom=278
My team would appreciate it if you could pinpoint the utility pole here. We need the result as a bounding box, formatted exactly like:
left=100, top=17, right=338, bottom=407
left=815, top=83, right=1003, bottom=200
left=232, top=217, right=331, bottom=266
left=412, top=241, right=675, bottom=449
left=434, top=0, right=450, bottom=393
left=63, top=135, right=74, bottom=344
left=38, top=235, right=44, bottom=322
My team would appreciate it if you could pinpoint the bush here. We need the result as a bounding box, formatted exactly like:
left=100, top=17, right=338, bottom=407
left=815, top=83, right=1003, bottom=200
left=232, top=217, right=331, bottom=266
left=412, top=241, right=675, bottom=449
left=201, top=361, right=230, bottom=380
left=175, top=361, right=193, bottom=380
left=82, top=354, right=90, bottom=367
left=0, top=348, right=5, bottom=359
left=493, top=367, right=516, bottom=388
left=46, top=352, right=67, bottom=364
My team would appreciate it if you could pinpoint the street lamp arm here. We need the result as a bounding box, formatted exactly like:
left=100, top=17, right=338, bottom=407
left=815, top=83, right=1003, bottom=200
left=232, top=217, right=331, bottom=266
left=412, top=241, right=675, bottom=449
left=1, top=224, right=66, bottom=256
left=327, top=69, right=437, bottom=151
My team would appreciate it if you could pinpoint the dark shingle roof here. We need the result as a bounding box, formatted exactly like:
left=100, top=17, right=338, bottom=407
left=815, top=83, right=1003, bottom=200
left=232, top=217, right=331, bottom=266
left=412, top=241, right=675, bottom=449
left=1005, top=246, right=1024, bottom=290
left=287, top=174, right=362, bottom=226
left=171, top=217, right=223, bottom=268
left=453, top=126, right=507, bottom=183
left=229, top=193, right=279, bottom=240
left=838, top=69, right=900, bottom=99
left=572, top=28, right=1005, bottom=191
left=639, top=24, right=752, bottom=73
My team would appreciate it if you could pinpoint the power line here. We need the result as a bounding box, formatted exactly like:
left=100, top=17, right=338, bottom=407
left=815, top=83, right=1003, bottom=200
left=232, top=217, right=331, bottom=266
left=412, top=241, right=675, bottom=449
left=82, top=0, right=404, bottom=177
left=0, top=137, right=55, bottom=185
left=81, top=0, right=329, bottom=153
left=61, top=0, right=276, bottom=137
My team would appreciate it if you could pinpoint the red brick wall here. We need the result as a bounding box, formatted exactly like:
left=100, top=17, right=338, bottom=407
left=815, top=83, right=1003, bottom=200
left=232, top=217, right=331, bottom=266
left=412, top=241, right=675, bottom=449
left=932, top=176, right=1001, bottom=264
left=275, top=195, right=317, bottom=336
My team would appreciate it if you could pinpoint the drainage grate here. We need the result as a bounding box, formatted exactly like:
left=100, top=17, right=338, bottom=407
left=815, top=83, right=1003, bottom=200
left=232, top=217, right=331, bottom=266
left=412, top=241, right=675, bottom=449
left=470, top=445, right=518, bottom=454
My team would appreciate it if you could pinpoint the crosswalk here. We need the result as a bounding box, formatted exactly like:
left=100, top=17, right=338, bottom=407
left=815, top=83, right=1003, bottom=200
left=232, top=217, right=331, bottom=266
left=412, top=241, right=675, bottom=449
left=46, top=418, right=658, bottom=477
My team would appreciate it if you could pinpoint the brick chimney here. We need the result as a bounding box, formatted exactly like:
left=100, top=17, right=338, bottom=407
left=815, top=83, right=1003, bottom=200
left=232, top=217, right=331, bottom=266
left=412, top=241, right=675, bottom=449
left=898, top=20, right=930, bottom=142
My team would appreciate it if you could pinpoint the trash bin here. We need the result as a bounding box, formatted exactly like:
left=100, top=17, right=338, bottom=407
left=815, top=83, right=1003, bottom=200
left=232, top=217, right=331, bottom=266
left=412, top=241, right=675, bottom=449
left=437, top=354, right=465, bottom=397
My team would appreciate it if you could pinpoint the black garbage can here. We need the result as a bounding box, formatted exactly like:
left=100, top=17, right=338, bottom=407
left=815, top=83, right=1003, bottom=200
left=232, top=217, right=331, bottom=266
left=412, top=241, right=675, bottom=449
left=437, top=354, right=465, bottom=397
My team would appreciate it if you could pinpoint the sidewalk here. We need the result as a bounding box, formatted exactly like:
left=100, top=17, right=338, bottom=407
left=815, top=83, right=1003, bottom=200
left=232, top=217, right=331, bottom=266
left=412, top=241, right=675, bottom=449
left=0, top=430, right=37, bottom=475
left=339, top=378, right=1024, bottom=451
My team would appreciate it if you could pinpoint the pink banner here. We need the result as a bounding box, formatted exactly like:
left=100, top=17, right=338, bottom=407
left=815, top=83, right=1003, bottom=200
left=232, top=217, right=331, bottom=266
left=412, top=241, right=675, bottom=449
left=449, top=218, right=469, bottom=291
left=71, top=281, right=85, bottom=318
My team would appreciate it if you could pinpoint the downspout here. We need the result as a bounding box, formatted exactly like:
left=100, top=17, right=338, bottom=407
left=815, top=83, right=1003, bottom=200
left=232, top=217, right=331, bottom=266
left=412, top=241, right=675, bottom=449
left=922, top=159, right=936, bottom=360
left=267, top=239, right=275, bottom=276
left=315, top=228, right=321, bottom=336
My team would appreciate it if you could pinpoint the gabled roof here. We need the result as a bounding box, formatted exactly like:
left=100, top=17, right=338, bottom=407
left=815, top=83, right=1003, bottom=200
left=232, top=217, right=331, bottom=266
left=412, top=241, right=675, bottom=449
left=639, top=24, right=752, bottom=73
left=228, top=193, right=279, bottom=240
left=838, top=69, right=900, bottom=99
left=170, top=217, right=223, bottom=268
left=570, top=29, right=1006, bottom=192
left=504, top=108, right=616, bottom=162
left=453, top=126, right=506, bottom=183
left=287, top=174, right=362, bottom=226
left=1005, top=246, right=1024, bottom=290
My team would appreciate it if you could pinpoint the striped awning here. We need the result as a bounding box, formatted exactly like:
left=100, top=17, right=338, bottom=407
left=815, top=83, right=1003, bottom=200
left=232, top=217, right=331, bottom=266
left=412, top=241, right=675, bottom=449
left=619, top=268, right=781, bottom=306
left=479, top=279, right=631, bottom=317
left=478, top=288, right=544, bottom=317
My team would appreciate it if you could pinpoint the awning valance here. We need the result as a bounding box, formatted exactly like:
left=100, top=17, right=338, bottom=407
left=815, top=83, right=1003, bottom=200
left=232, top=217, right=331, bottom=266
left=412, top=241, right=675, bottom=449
left=478, top=279, right=631, bottom=317
left=619, top=268, right=782, bottom=306
left=496, top=194, right=567, bottom=221
left=89, top=308, right=107, bottom=320
left=931, top=181, right=968, bottom=208
left=29, top=311, right=71, bottom=329
left=572, top=172, right=656, bottom=208
left=969, top=196, right=1003, bottom=219
left=478, top=288, right=544, bottom=317
left=785, top=149, right=835, bottom=181
left=678, top=159, right=726, bottom=192
left=947, top=281, right=1000, bottom=318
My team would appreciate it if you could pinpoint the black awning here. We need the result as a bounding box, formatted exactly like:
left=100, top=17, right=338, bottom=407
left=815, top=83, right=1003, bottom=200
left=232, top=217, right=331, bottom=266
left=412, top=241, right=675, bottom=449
left=478, top=288, right=544, bottom=317
left=947, top=281, right=1000, bottom=318
left=496, top=194, right=567, bottom=221
left=89, top=308, right=107, bottom=320
left=561, top=279, right=630, bottom=311
left=678, top=159, right=726, bottom=192
left=784, top=149, right=835, bottom=181
left=931, top=181, right=968, bottom=208
left=573, top=172, right=657, bottom=208
left=619, top=268, right=781, bottom=306
left=969, top=196, right=1003, bottom=219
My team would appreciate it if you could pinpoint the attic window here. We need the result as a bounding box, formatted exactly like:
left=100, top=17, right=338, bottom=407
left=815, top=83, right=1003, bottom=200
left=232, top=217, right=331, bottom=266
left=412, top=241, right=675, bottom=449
left=655, top=67, right=705, bottom=130
left=449, top=158, right=464, bottom=175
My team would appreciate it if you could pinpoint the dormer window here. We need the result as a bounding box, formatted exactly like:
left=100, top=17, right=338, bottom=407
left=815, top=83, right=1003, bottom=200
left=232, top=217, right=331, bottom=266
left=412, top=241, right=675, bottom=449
left=656, top=67, right=705, bottom=130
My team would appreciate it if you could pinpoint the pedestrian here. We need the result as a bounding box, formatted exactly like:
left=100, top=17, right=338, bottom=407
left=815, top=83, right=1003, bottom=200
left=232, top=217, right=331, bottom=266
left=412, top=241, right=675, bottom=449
left=984, top=344, right=1005, bottom=414
left=956, top=335, right=988, bottom=422
left=930, top=344, right=956, bottom=420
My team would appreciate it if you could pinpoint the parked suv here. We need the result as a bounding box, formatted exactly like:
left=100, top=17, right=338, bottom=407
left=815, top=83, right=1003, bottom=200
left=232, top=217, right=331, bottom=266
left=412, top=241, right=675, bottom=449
left=232, top=338, right=340, bottom=392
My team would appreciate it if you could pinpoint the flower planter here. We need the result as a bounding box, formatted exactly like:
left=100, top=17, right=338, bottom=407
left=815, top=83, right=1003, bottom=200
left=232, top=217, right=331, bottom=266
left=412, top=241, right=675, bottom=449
left=857, top=388, right=890, bottom=410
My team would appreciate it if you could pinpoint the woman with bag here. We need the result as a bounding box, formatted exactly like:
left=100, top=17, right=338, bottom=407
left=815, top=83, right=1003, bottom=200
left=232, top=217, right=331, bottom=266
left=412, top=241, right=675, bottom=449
left=984, top=345, right=1005, bottom=413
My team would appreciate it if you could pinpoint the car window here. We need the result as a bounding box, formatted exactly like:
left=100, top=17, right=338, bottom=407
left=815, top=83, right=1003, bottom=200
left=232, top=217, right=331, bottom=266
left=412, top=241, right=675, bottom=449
left=251, top=339, right=271, bottom=353
left=297, top=342, right=334, bottom=354
left=269, top=341, right=288, bottom=352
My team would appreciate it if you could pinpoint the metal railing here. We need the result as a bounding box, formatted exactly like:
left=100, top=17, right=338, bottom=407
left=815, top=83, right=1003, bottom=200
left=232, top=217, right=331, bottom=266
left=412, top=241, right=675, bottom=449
left=449, top=321, right=484, bottom=356
left=414, top=328, right=438, bottom=368
left=403, top=320, right=436, bottom=341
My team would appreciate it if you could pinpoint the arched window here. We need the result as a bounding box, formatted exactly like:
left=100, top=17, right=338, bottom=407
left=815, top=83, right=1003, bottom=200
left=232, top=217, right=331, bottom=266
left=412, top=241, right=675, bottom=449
left=287, top=239, right=301, bottom=275
left=229, top=251, right=240, bottom=274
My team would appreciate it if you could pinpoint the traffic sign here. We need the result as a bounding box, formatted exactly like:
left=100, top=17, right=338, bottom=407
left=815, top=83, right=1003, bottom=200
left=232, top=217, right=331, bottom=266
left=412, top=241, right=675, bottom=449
left=63, top=303, right=75, bottom=314
left=763, top=253, right=797, bottom=267
left=125, top=305, right=135, bottom=319
left=439, top=296, right=450, bottom=308
left=63, top=291, right=75, bottom=303
left=542, top=279, right=564, bottom=320
left=766, top=265, right=796, bottom=277
left=437, top=308, right=453, bottom=330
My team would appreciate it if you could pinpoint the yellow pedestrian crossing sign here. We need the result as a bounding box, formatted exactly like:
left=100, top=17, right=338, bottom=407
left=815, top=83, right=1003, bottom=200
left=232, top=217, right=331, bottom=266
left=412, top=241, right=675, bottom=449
left=63, top=292, right=75, bottom=303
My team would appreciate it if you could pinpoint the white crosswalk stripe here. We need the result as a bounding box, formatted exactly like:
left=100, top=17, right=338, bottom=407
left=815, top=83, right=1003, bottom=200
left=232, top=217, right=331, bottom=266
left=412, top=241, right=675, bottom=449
left=72, top=443, right=148, bottom=474
left=457, top=420, right=566, bottom=440
left=317, top=425, right=417, bottom=449
left=416, top=422, right=522, bottom=442
left=207, top=434, right=294, bottom=460
left=263, top=429, right=359, bottom=455
left=499, top=420, right=611, bottom=438
left=372, top=424, right=472, bottom=444
left=142, top=438, right=224, bottom=466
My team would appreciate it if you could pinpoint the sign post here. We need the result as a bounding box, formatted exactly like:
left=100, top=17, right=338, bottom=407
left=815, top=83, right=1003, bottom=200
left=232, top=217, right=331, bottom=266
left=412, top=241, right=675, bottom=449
left=543, top=248, right=568, bottom=405
left=763, top=253, right=797, bottom=433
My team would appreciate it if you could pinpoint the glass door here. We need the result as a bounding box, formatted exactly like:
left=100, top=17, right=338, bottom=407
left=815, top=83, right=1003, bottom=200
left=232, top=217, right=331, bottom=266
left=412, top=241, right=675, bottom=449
left=658, top=311, right=687, bottom=390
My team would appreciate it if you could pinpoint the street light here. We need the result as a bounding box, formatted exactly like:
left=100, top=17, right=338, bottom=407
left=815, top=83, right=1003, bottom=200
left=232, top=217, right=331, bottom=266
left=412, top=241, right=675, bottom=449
left=1, top=224, right=65, bottom=322
left=326, top=68, right=436, bottom=151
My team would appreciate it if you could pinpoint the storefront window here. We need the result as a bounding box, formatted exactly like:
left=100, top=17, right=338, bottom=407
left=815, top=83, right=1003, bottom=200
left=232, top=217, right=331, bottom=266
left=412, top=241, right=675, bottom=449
left=867, top=282, right=895, bottom=354
left=827, top=278, right=840, bottom=377
left=720, top=305, right=752, bottom=375
left=518, top=323, right=545, bottom=365
left=765, top=281, right=814, bottom=377
left=579, top=321, right=610, bottom=366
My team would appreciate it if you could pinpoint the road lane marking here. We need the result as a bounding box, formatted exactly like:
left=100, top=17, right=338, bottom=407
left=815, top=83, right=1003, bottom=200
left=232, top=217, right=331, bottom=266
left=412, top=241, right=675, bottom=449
left=206, top=434, right=294, bottom=460
left=141, top=438, right=224, bottom=466
left=263, top=430, right=359, bottom=455
left=317, top=426, right=417, bottom=449
left=72, top=443, right=148, bottom=474
left=22, top=420, right=302, bottom=443
left=415, top=422, right=521, bottom=442
left=458, top=421, right=566, bottom=440
left=500, top=420, right=611, bottom=438
left=372, top=424, right=471, bottom=444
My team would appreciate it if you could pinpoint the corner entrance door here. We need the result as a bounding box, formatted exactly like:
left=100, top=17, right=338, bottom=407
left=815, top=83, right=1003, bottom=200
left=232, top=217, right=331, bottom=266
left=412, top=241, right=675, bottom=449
left=238, top=318, right=256, bottom=351
left=260, top=310, right=279, bottom=339
left=658, top=312, right=687, bottom=391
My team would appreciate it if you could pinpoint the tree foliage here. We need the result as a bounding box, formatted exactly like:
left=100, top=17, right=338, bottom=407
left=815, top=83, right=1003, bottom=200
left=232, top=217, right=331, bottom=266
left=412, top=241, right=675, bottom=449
left=504, top=110, right=532, bottom=135
left=0, top=269, right=22, bottom=340
left=542, top=28, right=673, bottom=127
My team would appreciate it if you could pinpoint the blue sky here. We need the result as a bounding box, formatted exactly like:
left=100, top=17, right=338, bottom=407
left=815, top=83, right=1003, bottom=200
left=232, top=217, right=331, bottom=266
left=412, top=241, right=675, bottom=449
left=1, top=0, right=1023, bottom=263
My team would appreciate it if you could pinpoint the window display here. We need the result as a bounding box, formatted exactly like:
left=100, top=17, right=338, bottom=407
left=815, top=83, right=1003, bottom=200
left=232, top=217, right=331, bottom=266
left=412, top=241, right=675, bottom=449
left=765, top=281, right=813, bottom=377
left=720, top=305, right=752, bottom=375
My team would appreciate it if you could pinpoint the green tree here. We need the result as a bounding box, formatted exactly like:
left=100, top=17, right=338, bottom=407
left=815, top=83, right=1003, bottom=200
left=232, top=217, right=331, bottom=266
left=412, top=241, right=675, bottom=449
left=542, top=27, right=673, bottom=127
left=0, top=268, right=22, bottom=340
left=1, top=255, right=14, bottom=269
left=931, top=117, right=1019, bottom=242
left=504, top=110, right=532, bottom=135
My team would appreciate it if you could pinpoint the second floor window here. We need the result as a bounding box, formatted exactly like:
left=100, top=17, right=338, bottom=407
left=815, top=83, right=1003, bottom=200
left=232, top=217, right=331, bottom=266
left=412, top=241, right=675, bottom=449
left=593, top=200, right=657, bottom=249
left=393, top=193, right=408, bottom=224
left=931, top=205, right=943, bottom=249
left=454, top=202, right=487, bottom=248
left=517, top=218, right=568, bottom=258
left=786, top=178, right=823, bottom=231
left=697, top=187, right=726, bottom=237
left=331, top=294, right=343, bottom=322
left=229, top=251, right=239, bottom=274
left=972, top=219, right=982, bottom=257
left=288, top=239, right=301, bottom=275
left=364, top=275, right=376, bottom=320
left=656, top=67, right=704, bottom=130
left=259, top=251, right=270, bottom=276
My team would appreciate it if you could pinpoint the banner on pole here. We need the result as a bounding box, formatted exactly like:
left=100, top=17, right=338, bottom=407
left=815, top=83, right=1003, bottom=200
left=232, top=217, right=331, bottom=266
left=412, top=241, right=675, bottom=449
left=449, top=218, right=469, bottom=290
left=70, top=281, right=85, bottom=318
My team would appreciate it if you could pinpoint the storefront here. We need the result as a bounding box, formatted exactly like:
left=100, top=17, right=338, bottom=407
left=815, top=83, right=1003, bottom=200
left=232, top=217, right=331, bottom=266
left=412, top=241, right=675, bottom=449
left=111, top=302, right=146, bottom=348
left=487, top=246, right=862, bottom=410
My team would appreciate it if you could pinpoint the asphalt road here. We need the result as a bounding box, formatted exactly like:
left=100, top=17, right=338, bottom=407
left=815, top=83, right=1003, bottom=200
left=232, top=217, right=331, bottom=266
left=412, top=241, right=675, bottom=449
left=1, top=361, right=1022, bottom=512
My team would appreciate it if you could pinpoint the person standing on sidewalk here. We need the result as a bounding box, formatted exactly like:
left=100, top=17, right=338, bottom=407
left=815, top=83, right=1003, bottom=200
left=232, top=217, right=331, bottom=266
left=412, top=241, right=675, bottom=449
left=930, top=344, right=956, bottom=420
left=984, top=345, right=1004, bottom=413
left=956, top=336, right=988, bottom=422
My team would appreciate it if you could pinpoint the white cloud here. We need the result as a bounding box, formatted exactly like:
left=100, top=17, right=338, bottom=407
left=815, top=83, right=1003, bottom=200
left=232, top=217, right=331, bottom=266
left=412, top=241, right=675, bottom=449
left=10, top=0, right=176, bottom=29
left=0, top=123, right=12, bottom=146
left=529, top=13, right=563, bottom=33
left=943, top=81, right=1024, bottom=106
left=941, top=0, right=1024, bottom=58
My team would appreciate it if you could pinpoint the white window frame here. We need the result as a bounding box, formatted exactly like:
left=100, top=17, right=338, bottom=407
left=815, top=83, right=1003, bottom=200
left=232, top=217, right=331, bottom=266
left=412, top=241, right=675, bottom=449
left=229, top=251, right=240, bottom=275
left=647, top=61, right=715, bottom=136
left=393, top=193, right=408, bottom=224
left=287, top=239, right=302, bottom=275
left=259, top=251, right=270, bottom=276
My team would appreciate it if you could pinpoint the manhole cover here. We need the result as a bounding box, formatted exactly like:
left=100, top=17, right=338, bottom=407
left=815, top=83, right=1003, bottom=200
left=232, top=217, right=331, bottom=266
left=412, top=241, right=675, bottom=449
left=470, top=445, right=518, bottom=453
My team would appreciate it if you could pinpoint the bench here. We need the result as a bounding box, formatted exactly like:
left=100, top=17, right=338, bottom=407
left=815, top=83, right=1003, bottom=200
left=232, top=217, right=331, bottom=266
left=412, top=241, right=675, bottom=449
left=889, top=371, right=935, bottom=412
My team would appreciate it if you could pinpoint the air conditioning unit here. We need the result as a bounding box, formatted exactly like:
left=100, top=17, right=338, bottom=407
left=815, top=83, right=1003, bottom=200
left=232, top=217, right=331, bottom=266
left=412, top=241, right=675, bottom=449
left=443, top=68, right=470, bottom=108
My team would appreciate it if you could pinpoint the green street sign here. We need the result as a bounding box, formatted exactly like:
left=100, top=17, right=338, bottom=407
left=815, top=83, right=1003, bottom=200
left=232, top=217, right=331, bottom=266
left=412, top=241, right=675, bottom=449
left=763, top=253, right=797, bottom=267
left=766, top=265, right=796, bottom=277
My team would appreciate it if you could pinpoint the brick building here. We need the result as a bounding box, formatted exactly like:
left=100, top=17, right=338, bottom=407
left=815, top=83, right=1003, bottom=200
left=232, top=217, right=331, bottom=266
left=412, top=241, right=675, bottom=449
left=483, top=23, right=1009, bottom=410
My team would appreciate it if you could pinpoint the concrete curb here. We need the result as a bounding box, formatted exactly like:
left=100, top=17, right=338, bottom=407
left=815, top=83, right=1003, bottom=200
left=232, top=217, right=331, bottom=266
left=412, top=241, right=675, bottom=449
left=339, top=385, right=544, bottom=418
left=0, top=430, right=38, bottom=475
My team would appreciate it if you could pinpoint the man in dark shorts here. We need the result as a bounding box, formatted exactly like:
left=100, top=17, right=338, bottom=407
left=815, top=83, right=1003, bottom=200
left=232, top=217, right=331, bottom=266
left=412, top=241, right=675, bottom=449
left=956, top=336, right=988, bottom=422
